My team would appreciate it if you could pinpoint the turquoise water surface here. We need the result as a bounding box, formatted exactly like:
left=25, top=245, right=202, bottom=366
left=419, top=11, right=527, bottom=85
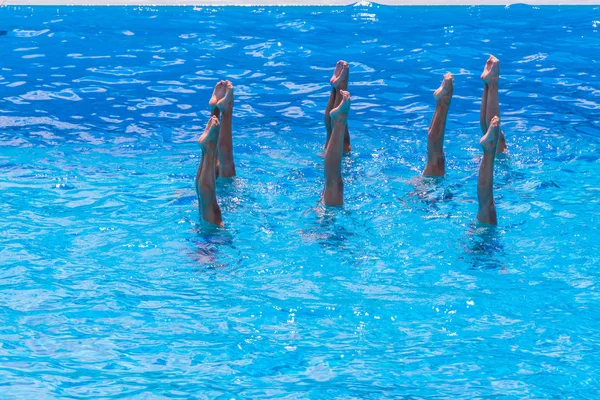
left=1, top=4, right=600, bottom=398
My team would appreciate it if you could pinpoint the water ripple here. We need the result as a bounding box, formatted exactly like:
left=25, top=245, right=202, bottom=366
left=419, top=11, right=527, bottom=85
left=0, top=4, right=599, bottom=399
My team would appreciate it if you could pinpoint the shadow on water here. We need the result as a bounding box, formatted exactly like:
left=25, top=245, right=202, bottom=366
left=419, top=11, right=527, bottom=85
left=299, top=203, right=356, bottom=251
left=401, top=175, right=460, bottom=218
left=495, top=154, right=528, bottom=185
left=319, top=208, right=355, bottom=244
left=409, top=175, right=455, bottom=202
left=189, top=221, right=235, bottom=269
left=460, top=222, right=506, bottom=271
left=169, top=174, right=251, bottom=273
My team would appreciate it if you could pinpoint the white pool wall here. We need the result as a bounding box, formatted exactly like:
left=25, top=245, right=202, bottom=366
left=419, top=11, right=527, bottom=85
left=3, top=0, right=600, bottom=5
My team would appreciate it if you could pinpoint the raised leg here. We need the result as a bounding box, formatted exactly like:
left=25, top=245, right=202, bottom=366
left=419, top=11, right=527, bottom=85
left=195, top=152, right=206, bottom=215
left=423, top=73, right=454, bottom=177
left=324, top=87, right=336, bottom=147
left=343, top=124, right=351, bottom=153
left=209, top=80, right=226, bottom=115
left=477, top=116, right=501, bottom=225
left=480, top=84, right=488, bottom=135
left=209, top=80, right=226, bottom=177
left=195, top=116, right=223, bottom=226
left=323, top=90, right=351, bottom=206
left=216, top=80, right=236, bottom=178
left=324, top=63, right=343, bottom=148
left=328, top=60, right=351, bottom=153
left=481, top=55, right=507, bottom=154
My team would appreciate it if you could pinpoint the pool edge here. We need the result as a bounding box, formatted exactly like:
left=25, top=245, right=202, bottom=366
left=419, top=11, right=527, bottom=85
left=2, top=0, right=600, bottom=6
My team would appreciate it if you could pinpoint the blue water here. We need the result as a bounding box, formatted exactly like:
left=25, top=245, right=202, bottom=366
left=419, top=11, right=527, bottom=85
left=1, top=4, right=599, bottom=397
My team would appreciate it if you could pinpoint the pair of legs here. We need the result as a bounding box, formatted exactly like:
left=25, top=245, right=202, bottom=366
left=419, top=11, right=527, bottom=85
left=195, top=80, right=236, bottom=226
left=477, top=55, right=505, bottom=225
left=322, top=60, right=352, bottom=206
left=421, top=56, right=506, bottom=225
left=422, top=73, right=454, bottom=177
left=325, top=60, right=351, bottom=153
left=209, top=80, right=236, bottom=178
left=196, top=116, right=223, bottom=226
left=480, top=56, right=507, bottom=155
left=323, top=91, right=352, bottom=206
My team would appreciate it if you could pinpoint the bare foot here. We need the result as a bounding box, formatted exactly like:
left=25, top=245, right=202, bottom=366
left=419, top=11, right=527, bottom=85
left=330, top=61, right=349, bottom=90
left=434, top=72, right=454, bottom=105
left=481, top=55, right=500, bottom=84
left=330, top=60, right=344, bottom=86
left=217, top=80, right=234, bottom=113
left=329, top=90, right=351, bottom=121
left=198, top=116, right=220, bottom=149
left=209, top=80, right=226, bottom=110
left=480, top=116, right=500, bottom=153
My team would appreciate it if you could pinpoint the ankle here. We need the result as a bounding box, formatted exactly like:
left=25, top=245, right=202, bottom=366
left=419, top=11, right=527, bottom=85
left=336, top=82, right=348, bottom=92
left=486, top=78, right=499, bottom=88
left=202, top=145, right=217, bottom=154
left=332, top=115, right=347, bottom=125
left=481, top=149, right=497, bottom=160
left=220, top=108, right=233, bottom=118
left=436, top=98, right=451, bottom=108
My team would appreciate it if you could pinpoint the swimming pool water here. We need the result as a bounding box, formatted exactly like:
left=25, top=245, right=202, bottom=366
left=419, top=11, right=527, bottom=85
left=1, top=4, right=600, bottom=398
